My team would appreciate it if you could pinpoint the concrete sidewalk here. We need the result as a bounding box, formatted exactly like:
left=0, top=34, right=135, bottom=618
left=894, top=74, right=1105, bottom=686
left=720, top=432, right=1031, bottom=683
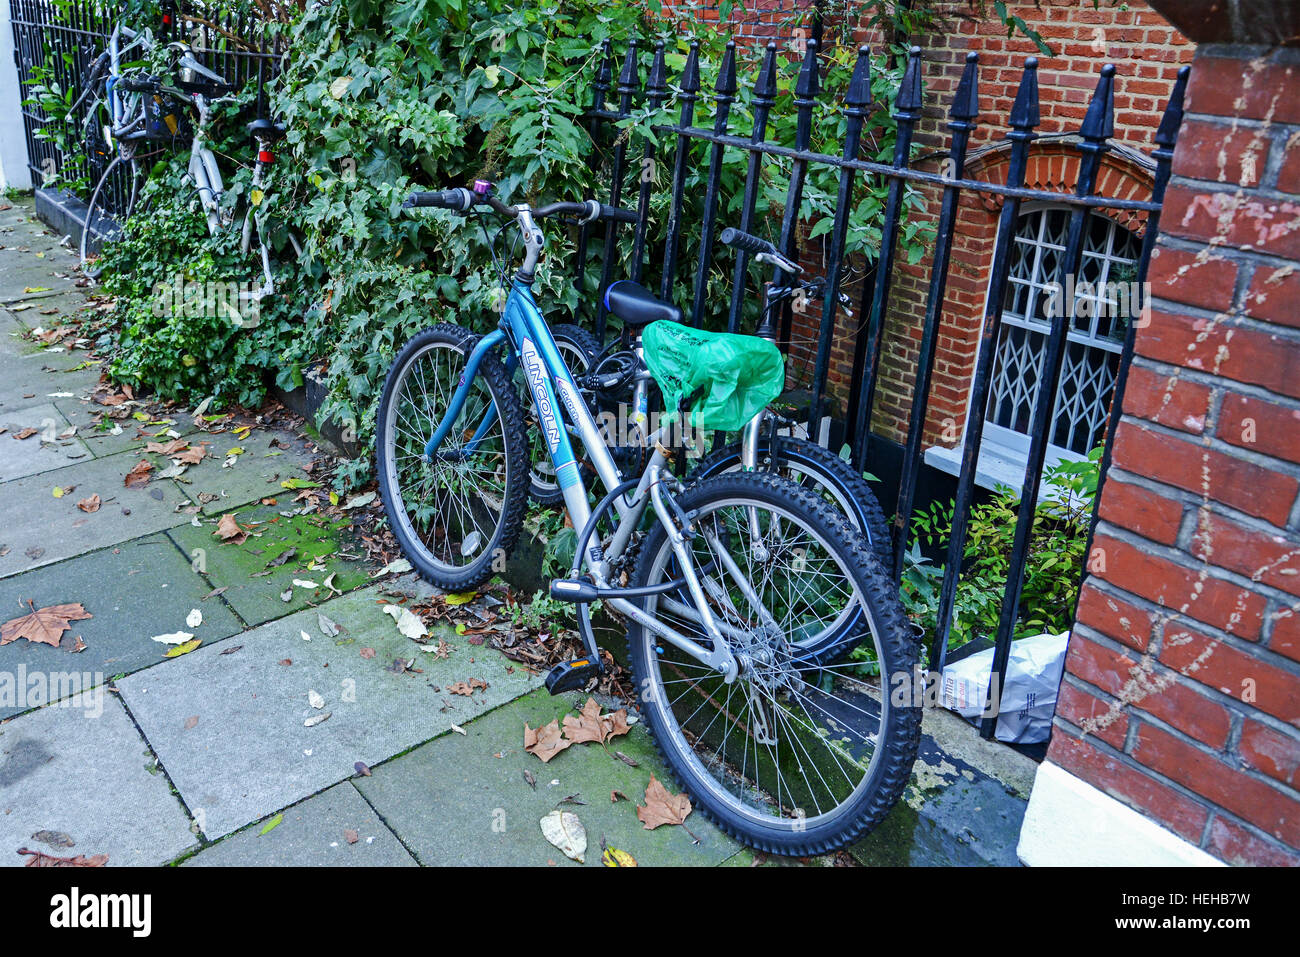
left=0, top=196, right=1033, bottom=867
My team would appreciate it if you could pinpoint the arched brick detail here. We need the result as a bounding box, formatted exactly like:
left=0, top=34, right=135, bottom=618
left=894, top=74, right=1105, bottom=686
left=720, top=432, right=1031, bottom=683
left=966, top=141, right=1157, bottom=235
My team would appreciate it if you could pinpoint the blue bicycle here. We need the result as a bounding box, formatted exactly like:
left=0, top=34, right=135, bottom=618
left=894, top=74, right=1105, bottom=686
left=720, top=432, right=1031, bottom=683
left=375, top=181, right=920, bottom=854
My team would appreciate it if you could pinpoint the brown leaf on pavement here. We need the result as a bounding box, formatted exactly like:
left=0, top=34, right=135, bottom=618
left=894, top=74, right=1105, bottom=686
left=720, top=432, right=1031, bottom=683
left=214, top=512, right=247, bottom=545
left=524, top=720, right=572, bottom=763
left=144, top=439, right=189, bottom=456
left=17, top=847, right=108, bottom=867
left=446, top=677, right=488, bottom=696
left=174, top=443, right=208, bottom=465
left=344, top=829, right=359, bottom=845
left=76, top=495, right=101, bottom=513
left=561, top=697, right=631, bottom=746
left=636, top=774, right=692, bottom=830
left=123, top=460, right=153, bottom=488
left=1, top=601, right=93, bottom=648
left=13, top=428, right=37, bottom=440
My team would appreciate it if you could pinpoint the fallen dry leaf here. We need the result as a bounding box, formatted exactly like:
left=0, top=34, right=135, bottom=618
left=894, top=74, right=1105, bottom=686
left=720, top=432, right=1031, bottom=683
left=76, top=494, right=101, bottom=513
left=636, top=774, right=692, bottom=830
left=144, top=439, right=189, bottom=456
left=562, top=696, right=631, bottom=746
left=174, top=443, right=208, bottom=465
left=344, top=829, right=359, bottom=845
left=524, top=720, right=572, bottom=763
left=446, top=677, right=488, bottom=697
left=12, top=428, right=37, bottom=440
left=539, top=809, right=586, bottom=864
left=123, top=460, right=153, bottom=488
left=17, top=847, right=108, bottom=867
left=214, top=512, right=247, bottom=545
left=0, top=601, right=93, bottom=648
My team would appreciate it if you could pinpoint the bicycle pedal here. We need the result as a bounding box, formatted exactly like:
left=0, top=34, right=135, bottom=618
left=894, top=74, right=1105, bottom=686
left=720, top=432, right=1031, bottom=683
left=545, top=657, right=603, bottom=695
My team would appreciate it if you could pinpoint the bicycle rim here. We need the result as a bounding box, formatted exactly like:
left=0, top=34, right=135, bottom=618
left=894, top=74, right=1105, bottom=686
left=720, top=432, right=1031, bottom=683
left=381, top=334, right=515, bottom=578
left=632, top=482, right=894, bottom=837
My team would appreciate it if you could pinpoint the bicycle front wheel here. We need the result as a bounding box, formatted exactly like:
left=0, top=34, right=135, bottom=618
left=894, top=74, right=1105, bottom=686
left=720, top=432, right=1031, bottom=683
left=626, top=471, right=921, bottom=855
left=376, top=323, right=529, bottom=591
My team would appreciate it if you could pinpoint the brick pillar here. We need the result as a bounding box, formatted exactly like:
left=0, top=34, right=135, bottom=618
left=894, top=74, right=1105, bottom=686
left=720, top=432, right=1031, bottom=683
left=1019, top=41, right=1300, bottom=866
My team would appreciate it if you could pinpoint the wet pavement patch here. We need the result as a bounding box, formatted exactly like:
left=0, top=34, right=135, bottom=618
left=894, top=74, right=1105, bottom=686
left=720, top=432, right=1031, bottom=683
left=166, top=504, right=372, bottom=627
left=354, top=686, right=743, bottom=867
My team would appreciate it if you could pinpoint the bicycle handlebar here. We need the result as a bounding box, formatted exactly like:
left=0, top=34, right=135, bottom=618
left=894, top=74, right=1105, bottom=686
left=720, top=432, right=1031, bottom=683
left=719, top=227, right=777, bottom=257
left=116, top=74, right=163, bottom=94
left=402, top=188, right=636, bottom=225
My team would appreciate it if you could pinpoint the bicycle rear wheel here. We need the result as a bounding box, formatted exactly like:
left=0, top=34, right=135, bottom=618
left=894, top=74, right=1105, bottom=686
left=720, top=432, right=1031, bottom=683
left=625, top=471, right=921, bottom=855
left=691, top=435, right=893, bottom=567
left=80, top=154, right=144, bottom=271
left=376, top=323, right=528, bottom=591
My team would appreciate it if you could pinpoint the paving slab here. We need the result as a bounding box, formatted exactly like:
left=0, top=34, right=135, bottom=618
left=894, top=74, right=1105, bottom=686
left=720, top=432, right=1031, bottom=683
left=166, top=503, right=373, bottom=626
left=0, top=324, right=101, bottom=415
left=115, top=587, right=539, bottom=839
left=174, top=428, right=320, bottom=515
left=0, top=691, right=198, bottom=866
left=0, top=534, right=245, bottom=719
left=0, top=449, right=194, bottom=581
left=181, top=782, right=417, bottom=867
left=355, top=687, right=743, bottom=867
left=0, top=402, right=91, bottom=481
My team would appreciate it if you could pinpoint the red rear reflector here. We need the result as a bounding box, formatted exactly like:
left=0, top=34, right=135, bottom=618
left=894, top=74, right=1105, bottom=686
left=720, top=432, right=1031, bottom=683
left=258, top=150, right=274, bottom=164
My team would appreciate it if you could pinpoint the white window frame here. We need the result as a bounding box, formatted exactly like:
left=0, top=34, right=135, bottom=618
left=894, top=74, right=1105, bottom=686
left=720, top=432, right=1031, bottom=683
left=926, top=202, right=1140, bottom=495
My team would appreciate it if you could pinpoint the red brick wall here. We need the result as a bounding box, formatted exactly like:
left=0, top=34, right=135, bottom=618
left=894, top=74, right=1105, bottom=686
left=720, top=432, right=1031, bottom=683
left=1059, top=45, right=1300, bottom=866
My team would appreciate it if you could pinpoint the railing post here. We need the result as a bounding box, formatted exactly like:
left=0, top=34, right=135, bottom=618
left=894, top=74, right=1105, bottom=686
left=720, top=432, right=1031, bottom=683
left=891, top=52, right=981, bottom=581
left=689, top=40, right=737, bottom=327
left=806, top=45, right=878, bottom=441
left=631, top=41, right=668, bottom=286
left=771, top=37, right=821, bottom=347
left=930, top=58, right=1041, bottom=676
left=979, top=65, right=1117, bottom=739
left=725, top=42, right=779, bottom=334
left=574, top=41, right=613, bottom=327
left=660, top=40, right=701, bottom=305
left=596, top=41, right=640, bottom=343
left=846, top=46, right=923, bottom=473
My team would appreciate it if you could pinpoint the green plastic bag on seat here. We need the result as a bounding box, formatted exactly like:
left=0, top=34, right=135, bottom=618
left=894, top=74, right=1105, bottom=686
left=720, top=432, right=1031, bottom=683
left=641, top=320, right=785, bottom=432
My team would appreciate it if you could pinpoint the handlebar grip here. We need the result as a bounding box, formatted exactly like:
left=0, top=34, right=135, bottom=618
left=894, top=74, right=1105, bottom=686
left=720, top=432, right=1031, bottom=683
left=719, top=227, right=777, bottom=257
left=402, top=188, right=474, bottom=211
left=600, top=204, right=638, bottom=224
left=117, top=75, right=161, bottom=93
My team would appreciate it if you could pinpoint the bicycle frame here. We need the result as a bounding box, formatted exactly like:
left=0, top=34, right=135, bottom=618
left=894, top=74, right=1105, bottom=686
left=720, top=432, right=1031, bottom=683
left=422, top=275, right=742, bottom=680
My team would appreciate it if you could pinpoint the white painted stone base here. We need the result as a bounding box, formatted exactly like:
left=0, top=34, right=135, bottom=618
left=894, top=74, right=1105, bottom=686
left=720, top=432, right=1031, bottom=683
left=1017, top=760, right=1225, bottom=866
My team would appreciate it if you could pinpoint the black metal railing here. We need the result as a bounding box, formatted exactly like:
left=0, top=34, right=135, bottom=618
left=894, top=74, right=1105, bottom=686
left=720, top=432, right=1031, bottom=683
left=571, top=36, right=1190, bottom=738
left=9, top=0, right=283, bottom=220
left=9, top=5, right=1191, bottom=741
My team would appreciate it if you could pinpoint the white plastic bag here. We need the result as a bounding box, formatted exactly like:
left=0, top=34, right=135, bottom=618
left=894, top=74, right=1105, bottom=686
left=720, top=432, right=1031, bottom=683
left=939, top=631, right=1069, bottom=743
